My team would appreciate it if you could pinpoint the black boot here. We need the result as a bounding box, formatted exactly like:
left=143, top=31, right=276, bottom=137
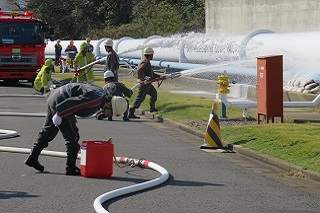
left=24, top=146, right=44, bottom=172
left=150, top=108, right=158, bottom=113
left=65, top=143, right=81, bottom=176
left=123, top=110, right=129, bottom=121
left=66, top=166, right=81, bottom=176
left=128, top=107, right=140, bottom=119
left=107, top=116, right=113, bottom=121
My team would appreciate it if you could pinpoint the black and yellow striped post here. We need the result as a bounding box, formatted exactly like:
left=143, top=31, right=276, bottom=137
left=200, top=103, right=224, bottom=149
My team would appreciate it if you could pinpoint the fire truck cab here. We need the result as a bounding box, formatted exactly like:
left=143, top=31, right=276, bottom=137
left=0, top=10, right=54, bottom=84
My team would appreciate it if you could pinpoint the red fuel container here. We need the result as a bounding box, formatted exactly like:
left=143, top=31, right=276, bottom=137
left=80, top=139, right=114, bottom=178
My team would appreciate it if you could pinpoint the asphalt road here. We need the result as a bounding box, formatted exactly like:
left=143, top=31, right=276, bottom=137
left=0, top=82, right=320, bottom=213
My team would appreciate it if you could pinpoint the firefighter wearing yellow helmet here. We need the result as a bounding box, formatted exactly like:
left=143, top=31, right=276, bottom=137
left=33, top=59, right=54, bottom=94
left=128, top=47, right=160, bottom=119
left=86, top=37, right=94, bottom=53
left=104, top=39, right=120, bottom=82
left=73, top=42, right=95, bottom=83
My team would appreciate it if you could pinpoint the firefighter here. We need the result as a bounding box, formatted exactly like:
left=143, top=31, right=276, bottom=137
left=128, top=47, right=160, bottom=119
left=73, top=42, right=95, bottom=83
left=64, top=39, right=78, bottom=68
left=104, top=39, right=120, bottom=82
left=54, top=39, right=62, bottom=66
left=95, top=70, right=133, bottom=121
left=24, top=83, right=128, bottom=175
left=86, top=37, right=94, bottom=53
left=33, top=59, right=54, bottom=94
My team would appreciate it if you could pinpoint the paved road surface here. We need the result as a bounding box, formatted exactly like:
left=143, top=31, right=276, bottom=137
left=0, top=83, right=319, bottom=213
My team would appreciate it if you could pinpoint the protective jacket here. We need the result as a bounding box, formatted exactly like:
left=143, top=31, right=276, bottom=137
left=103, top=81, right=132, bottom=98
left=34, top=65, right=52, bottom=92
left=73, top=51, right=95, bottom=83
left=46, top=83, right=108, bottom=118
left=106, top=49, right=119, bottom=72
left=137, top=58, right=160, bottom=80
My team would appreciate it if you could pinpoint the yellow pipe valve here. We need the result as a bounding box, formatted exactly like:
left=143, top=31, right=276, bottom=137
left=217, top=74, right=230, bottom=94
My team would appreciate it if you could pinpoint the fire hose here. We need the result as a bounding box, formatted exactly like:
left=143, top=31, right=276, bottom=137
left=0, top=112, right=169, bottom=213
left=131, top=71, right=182, bottom=91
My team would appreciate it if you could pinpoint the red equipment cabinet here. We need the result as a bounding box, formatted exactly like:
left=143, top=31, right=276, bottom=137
left=256, top=55, right=284, bottom=124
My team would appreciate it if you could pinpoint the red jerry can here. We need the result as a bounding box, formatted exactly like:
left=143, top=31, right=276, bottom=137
left=80, top=139, right=114, bottom=178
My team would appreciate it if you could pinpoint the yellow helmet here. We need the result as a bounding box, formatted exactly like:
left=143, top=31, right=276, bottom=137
left=86, top=37, right=91, bottom=42
left=144, top=47, right=154, bottom=55
left=44, top=59, right=54, bottom=67
left=80, top=42, right=89, bottom=51
left=104, top=39, right=113, bottom=47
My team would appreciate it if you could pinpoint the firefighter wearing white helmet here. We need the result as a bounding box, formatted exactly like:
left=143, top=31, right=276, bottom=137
left=95, top=70, right=133, bottom=121
left=33, top=59, right=54, bottom=94
left=25, top=83, right=114, bottom=176
left=128, top=47, right=160, bottom=119
left=104, top=39, right=120, bottom=82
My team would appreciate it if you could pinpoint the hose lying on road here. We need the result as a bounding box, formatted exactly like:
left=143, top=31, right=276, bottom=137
left=0, top=128, right=169, bottom=213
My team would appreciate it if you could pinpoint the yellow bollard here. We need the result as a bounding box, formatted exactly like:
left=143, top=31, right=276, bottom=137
left=200, top=103, right=224, bottom=149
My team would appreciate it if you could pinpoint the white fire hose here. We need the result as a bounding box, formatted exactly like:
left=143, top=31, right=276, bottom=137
left=0, top=111, right=169, bottom=213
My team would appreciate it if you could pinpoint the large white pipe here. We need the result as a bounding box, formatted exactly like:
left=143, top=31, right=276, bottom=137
left=44, top=32, right=320, bottom=83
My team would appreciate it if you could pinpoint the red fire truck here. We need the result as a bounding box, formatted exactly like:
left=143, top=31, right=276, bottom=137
left=0, top=10, right=54, bottom=84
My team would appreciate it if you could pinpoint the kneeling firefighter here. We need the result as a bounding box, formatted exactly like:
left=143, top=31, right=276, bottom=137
left=24, top=83, right=127, bottom=175
left=33, top=59, right=54, bottom=94
left=95, top=70, right=133, bottom=121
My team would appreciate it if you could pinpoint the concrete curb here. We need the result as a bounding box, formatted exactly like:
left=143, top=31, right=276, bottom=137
left=137, top=109, right=320, bottom=183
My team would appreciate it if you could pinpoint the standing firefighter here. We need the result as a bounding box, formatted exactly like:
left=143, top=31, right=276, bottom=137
left=86, top=37, right=94, bottom=53
left=104, top=39, right=120, bottom=82
left=24, top=83, right=127, bottom=175
left=96, top=70, right=133, bottom=121
left=73, top=42, right=95, bottom=83
left=54, top=39, right=62, bottom=66
left=33, top=59, right=54, bottom=94
left=64, top=39, right=78, bottom=68
left=128, top=47, right=160, bottom=119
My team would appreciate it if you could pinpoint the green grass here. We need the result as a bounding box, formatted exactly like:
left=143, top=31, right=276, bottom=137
left=222, top=124, right=320, bottom=173
left=52, top=73, right=320, bottom=173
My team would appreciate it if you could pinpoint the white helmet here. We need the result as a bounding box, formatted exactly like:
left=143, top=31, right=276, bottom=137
left=111, top=96, right=127, bottom=116
left=104, top=70, right=114, bottom=78
left=104, top=39, right=113, bottom=47
left=144, top=47, right=154, bottom=55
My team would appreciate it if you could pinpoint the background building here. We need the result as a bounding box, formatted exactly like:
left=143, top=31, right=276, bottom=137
left=206, top=0, right=320, bottom=35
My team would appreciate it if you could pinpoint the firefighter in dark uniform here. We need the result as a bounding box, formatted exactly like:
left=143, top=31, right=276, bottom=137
left=104, top=39, right=120, bottom=82
left=128, top=47, right=160, bottom=119
left=95, top=70, right=133, bottom=121
left=24, top=83, right=127, bottom=175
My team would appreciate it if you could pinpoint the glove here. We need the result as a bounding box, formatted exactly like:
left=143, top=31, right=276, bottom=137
left=144, top=76, right=151, bottom=80
left=52, top=113, right=62, bottom=126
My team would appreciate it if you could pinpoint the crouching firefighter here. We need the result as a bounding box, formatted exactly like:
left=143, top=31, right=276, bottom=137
left=33, top=59, right=54, bottom=94
left=24, top=83, right=127, bottom=175
left=96, top=70, right=133, bottom=121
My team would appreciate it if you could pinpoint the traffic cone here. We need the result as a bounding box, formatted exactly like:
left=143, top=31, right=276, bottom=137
left=200, top=103, right=224, bottom=149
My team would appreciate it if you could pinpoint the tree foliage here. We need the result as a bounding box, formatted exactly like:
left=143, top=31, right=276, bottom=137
left=8, top=0, right=204, bottom=39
